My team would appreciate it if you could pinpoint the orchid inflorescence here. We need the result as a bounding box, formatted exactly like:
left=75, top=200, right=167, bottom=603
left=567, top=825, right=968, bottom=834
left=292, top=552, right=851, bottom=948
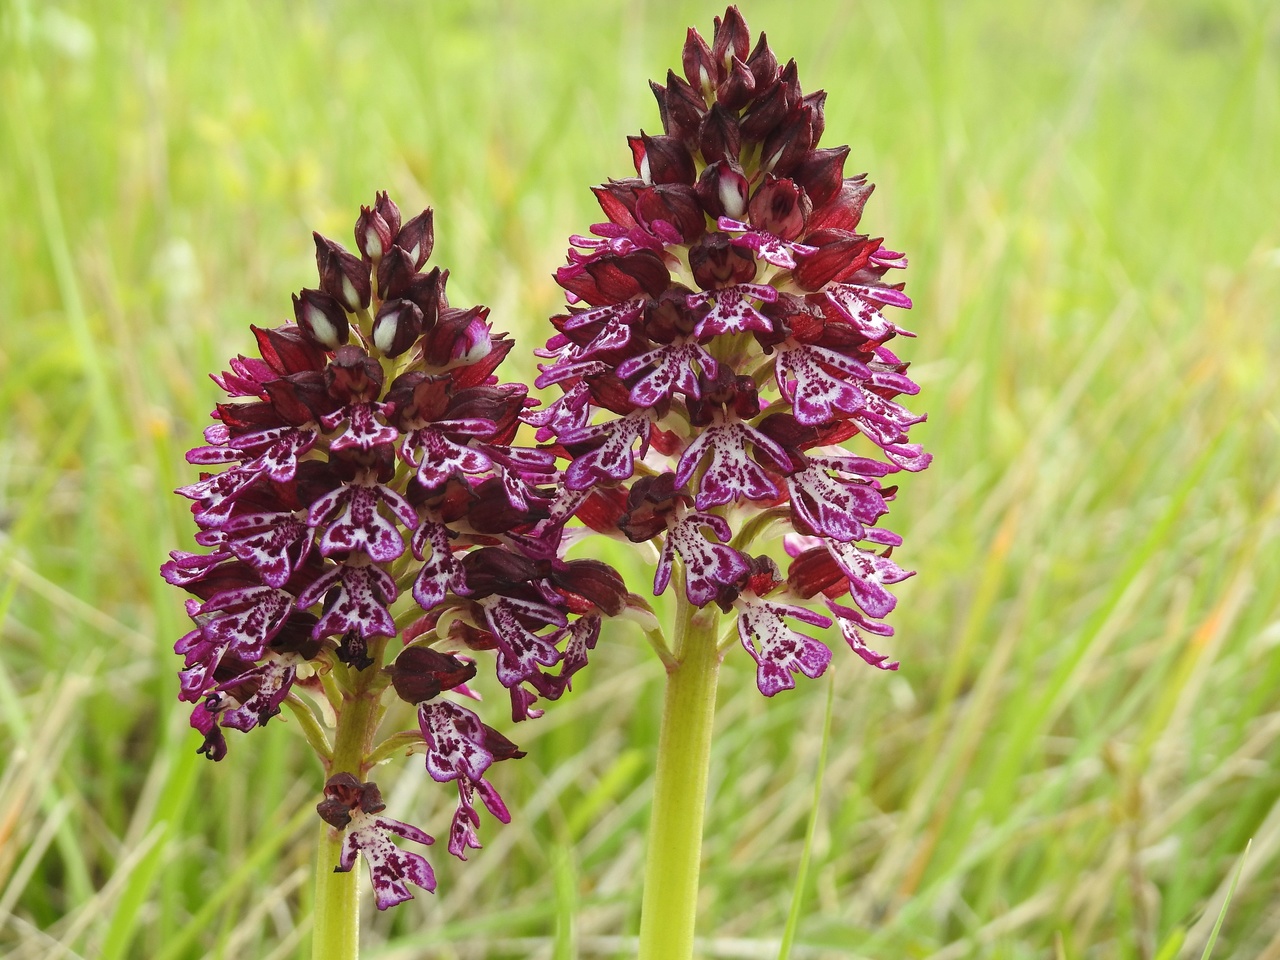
left=533, top=6, right=929, bottom=694
left=163, top=4, right=927, bottom=922
left=164, top=193, right=629, bottom=908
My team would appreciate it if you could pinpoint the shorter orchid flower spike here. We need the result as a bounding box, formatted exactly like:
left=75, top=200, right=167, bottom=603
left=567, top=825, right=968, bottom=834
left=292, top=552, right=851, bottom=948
left=165, top=194, right=628, bottom=908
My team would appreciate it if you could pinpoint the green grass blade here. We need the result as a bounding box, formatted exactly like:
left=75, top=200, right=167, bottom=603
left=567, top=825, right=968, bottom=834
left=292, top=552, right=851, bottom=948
left=1198, top=840, right=1250, bottom=960
left=777, top=670, right=836, bottom=960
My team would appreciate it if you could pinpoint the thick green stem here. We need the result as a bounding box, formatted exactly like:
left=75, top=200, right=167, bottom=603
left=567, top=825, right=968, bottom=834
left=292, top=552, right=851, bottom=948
left=312, top=821, right=359, bottom=960
left=638, top=597, right=723, bottom=960
left=310, top=654, right=387, bottom=960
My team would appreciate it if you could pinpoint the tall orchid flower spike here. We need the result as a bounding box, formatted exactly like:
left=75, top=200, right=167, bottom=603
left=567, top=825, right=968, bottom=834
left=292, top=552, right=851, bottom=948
left=164, top=194, right=626, bottom=960
left=525, top=8, right=930, bottom=958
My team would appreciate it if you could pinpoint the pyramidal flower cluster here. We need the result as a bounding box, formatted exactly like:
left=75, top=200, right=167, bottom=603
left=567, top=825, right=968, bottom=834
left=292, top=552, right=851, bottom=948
left=163, top=194, right=626, bottom=908
left=530, top=6, right=930, bottom=695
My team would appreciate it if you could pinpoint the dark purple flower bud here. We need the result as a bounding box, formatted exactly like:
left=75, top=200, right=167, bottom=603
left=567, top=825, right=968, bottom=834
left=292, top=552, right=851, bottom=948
left=382, top=371, right=446, bottom=425
left=652, top=69, right=708, bottom=146
left=355, top=205, right=394, bottom=262
left=682, top=27, right=716, bottom=94
left=317, top=773, right=386, bottom=829
left=807, top=175, right=875, bottom=233
left=801, top=90, right=827, bottom=146
left=552, top=559, right=627, bottom=617
left=372, top=299, right=425, bottom=358
left=786, top=545, right=848, bottom=600
left=377, top=245, right=419, bottom=302
left=696, top=160, right=750, bottom=220
left=462, top=548, right=541, bottom=600
left=337, top=630, right=375, bottom=670
left=588, top=371, right=645, bottom=415
left=629, top=133, right=696, bottom=186
left=592, top=179, right=644, bottom=229
left=252, top=324, right=328, bottom=376
left=395, top=209, right=435, bottom=270
left=402, top=266, right=446, bottom=329
left=740, top=60, right=797, bottom=142
left=687, top=231, right=757, bottom=290
left=450, top=617, right=498, bottom=651
left=760, top=108, right=815, bottom=177
left=325, top=345, right=385, bottom=404
left=557, top=250, right=671, bottom=307
left=748, top=175, right=811, bottom=241
left=574, top=486, right=629, bottom=533
left=388, top=647, right=478, bottom=704
left=635, top=183, right=706, bottom=245
left=716, top=55, right=756, bottom=111
left=292, top=289, right=350, bottom=350
left=619, top=472, right=687, bottom=542
left=745, top=32, right=780, bottom=90
left=374, top=190, right=402, bottom=236
left=263, top=371, right=339, bottom=426
left=711, top=7, right=751, bottom=77
left=792, top=146, right=849, bottom=209
left=755, top=411, right=818, bottom=460
left=313, top=233, right=371, bottom=311
left=793, top=229, right=877, bottom=290
left=698, top=103, right=742, bottom=164
left=421, top=304, right=493, bottom=368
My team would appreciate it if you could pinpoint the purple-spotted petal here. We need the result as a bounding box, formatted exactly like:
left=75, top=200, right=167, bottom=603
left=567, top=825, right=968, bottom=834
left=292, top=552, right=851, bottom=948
left=220, top=512, right=313, bottom=588
left=324, top=403, right=400, bottom=453
left=482, top=597, right=567, bottom=687
left=675, top=421, right=790, bottom=510
left=617, top=340, right=719, bottom=406
left=447, top=776, right=512, bottom=861
left=337, top=810, right=436, bottom=910
left=244, top=427, right=318, bottom=483
left=217, top=659, right=296, bottom=732
left=418, top=700, right=495, bottom=783
left=656, top=513, right=750, bottom=606
left=718, top=217, right=818, bottom=269
left=297, top=563, right=398, bottom=640
left=308, top=484, right=412, bottom=563
left=523, top=381, right=593, bottom=441
left=737, top=599, right=834, bottom=696
left=402, top=427, right=494, bottom=489
left=161, top=549, right=233, bottom=587
left=410, top=521, right=470, bottom=609
left=826, top=285, right=915, bottom=339
left=688, top=283, right=779, bottom=337
left=560, top=299, right=644, bottom=360
left=199, top=585, right=295, bottom=659
left=776, top=343, right=871, bottom=426
left=563, top=413, right=652, bottom=490
left=826, top=599, right=899, bottom=670
left=786, top=462, right=888, bottom=543
left=825, top=541, right=913, bottom=620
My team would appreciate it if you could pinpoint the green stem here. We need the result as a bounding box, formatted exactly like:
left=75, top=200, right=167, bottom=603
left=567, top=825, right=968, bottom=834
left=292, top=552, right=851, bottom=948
left=312, top=820, right=359, bottom=960
left=311, top=649, right=387, bottom=960
left=637, top=595, right=723, bottom=960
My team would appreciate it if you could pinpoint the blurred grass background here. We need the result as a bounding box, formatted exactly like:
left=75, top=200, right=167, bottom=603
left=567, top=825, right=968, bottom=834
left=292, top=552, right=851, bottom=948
left=2, top=0, right=1278, bottom=957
